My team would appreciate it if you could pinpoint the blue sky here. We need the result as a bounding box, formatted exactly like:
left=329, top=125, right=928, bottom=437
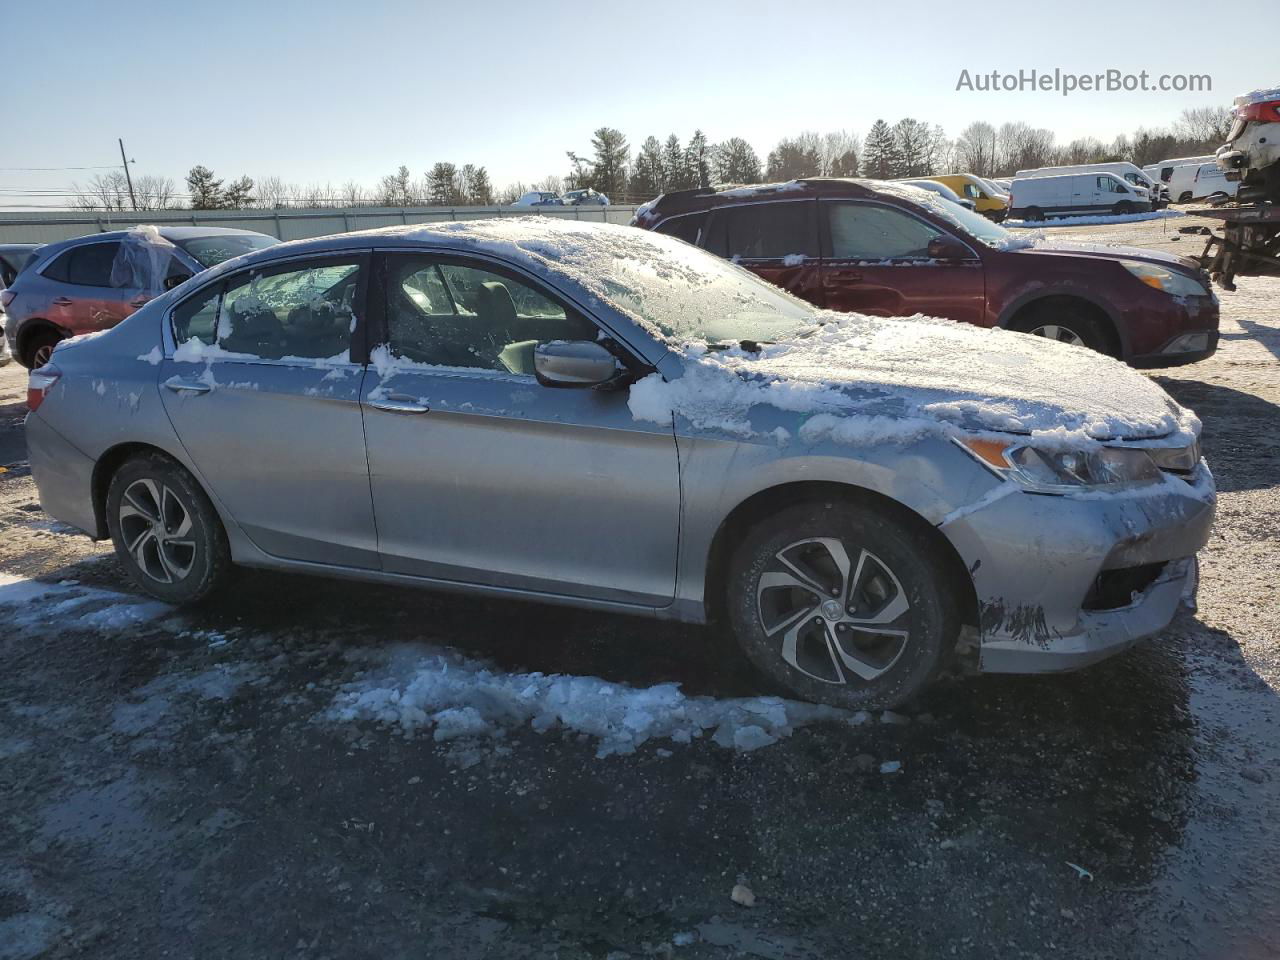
left=2, top=0, right=1268, bottom=206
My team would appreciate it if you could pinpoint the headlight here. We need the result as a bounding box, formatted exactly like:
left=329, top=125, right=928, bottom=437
left=958, top=438, right=1162, bottom=493
left=1119, top=260, right=1209, bottom=298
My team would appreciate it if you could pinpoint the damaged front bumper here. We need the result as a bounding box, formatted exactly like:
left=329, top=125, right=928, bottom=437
left=939, top=462, right=1215, bottom=674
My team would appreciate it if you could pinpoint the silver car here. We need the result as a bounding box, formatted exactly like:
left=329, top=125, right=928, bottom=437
left=24, top=220, right=1215, bottom=709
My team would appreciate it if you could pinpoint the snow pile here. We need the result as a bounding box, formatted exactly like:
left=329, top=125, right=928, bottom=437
left=628, top=312, right=1199, bottom=447
left=327, top=644, right=845, bottom=758
left=0, top=574, right=174, bottom=633
left=1006, top=210, right=1187, bottom=228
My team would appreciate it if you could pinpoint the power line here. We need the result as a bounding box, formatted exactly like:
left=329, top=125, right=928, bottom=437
left=0, top=164, right=126, bottom=171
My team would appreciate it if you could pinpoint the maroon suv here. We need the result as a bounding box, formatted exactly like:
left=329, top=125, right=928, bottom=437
left=631, top=179, right=1219, bottom=367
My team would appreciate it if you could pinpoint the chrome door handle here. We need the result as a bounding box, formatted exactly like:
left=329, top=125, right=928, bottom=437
left=52, top=297, right=73, bottom=306
left=371, top=398, right=430, bottom=414
left=370, top=395, right=429, bottom=414
left=163, top=376, right=212, bottom=394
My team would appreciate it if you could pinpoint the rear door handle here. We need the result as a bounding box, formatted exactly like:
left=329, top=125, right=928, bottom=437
left=163, top=376, right=212, bottom=395
left=52, top=297, right=73, bottom=306
left=370, top=394, right=429, bottom=414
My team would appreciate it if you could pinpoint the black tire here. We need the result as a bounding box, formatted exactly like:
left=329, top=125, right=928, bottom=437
left=1012, top=305, right=1117, bottom=356
left=1178, top=191, right=1193, bottom=204
left=1024, top=206, right=1044, bottom=222
left=106, top=453, right=231, bottom=604
left=725, top=500, right=960, bottom=710
left=1114, top=201, right=1134, bottom=215
left=21, top=328, right=62, bottom=369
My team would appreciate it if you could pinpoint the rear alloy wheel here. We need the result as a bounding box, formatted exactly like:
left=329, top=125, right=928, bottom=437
left=23, top=329, right=62, bottom=369
left=727, top=501, right=959, bottom=710
left=106, top=454, right=231, bottom=603
left=1027, top=323, right=1086, bottom=347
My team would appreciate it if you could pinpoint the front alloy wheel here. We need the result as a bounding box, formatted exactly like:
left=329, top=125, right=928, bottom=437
left=727, top=501, right=959, bottom=709
left=1026, top=324, right=1086, bottom=347
left=757, top=538, right=910, bottom=685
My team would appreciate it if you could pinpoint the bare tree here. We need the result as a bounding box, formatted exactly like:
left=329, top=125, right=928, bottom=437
left=339, top=180, right=367, bottom=206
left=255, top=175, right=291, bottom=209
left=72, top=172, right=131, bottom=211
left=819, top=130, right=860, bottom=176
left=498, top=181, right=528, bottom=205
left=996, top=121, right=1056, bottom=174
left=1176, top=106, right=1235, bottom=147
left=954, top=122, right=998, bottom=177
left=132, top=175, right=176, bottom=210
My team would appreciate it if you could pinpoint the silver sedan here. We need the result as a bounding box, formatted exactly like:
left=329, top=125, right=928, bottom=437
left=24, top=220, right=1215, bottom=709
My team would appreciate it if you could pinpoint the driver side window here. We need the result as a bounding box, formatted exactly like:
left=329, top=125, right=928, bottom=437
left=384, top=256, right=597, bottom=375
left=826, top=203, right=941, bottom=260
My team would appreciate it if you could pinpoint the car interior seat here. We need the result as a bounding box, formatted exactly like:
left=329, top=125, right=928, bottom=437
left=222, top=298, right=284, bottom=358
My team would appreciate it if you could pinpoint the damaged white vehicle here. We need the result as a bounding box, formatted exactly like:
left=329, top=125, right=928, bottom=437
left=24, top=219, right=1215, bottom=709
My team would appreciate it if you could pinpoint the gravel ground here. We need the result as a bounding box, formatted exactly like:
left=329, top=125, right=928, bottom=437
left=1, top=216, right=1278, bottom=959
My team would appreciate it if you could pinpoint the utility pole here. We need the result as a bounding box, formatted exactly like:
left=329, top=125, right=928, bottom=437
left=118, top=137, right=137, bottom=211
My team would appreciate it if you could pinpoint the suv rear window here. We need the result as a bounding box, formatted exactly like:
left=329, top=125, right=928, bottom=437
left=713, top=201, right=818, bottom=261
left=654, top=212, right=708, bottom=246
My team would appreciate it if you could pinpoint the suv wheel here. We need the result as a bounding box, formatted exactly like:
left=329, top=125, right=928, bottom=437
left=106, top=454, right=231, bottom=604
left=1114, top=200, right=1134, bottom=215
left=726, top=501, right=959, bottom=710
left=23, top=329, right=62, bottom=369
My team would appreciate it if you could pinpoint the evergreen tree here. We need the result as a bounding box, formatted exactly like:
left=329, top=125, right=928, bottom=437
left=765, top=137, right=821, bottom=181
left=630, top=136, right=666, bottom=200
left=589, top=127, right=629, bottom=200
left=662, top=134, right=693, bottom=190
left=377, top=165, right=414, bottom=206
left=223, top=175, right=255, bottom=208
left=713, top=137, right=762, bottom=184
left=427, top=162, right=461, bottom=205
left=862, top=120, right=899, bottom=179
left=185, top=165, right=224, bottom=209
left=459, top=164, right=493, bottom=205
left=686, top=129, right=712, bottom=189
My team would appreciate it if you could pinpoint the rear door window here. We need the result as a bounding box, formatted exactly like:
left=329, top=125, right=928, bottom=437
left=654, top=212, right=709, bottom=246
left=172, top=259, right=362, bottom=360
left=717, top=202, right=817, bottom=261
left=65, top=242, right=122, bottom=287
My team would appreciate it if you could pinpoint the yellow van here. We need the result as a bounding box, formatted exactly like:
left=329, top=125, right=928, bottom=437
left=927, top=174, right=1009, bottom=221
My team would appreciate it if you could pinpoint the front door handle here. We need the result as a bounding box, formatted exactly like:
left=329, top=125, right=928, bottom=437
left=163, top=376, right=212, bottom=395
left=370, top=394, right=430, bottom=414
left=52, top=297, right=73, bottom=306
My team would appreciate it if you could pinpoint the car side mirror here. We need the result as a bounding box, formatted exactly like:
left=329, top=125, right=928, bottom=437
left=164, top=273, right=192, bottom=290
left=927, top=237, right=969, bottom=260
left=534, top=340, right=622, bottom=388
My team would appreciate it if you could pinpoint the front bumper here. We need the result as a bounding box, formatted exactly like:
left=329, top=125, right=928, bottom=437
left=939, top=462, right=1215, bottom=674
left=1129, top=329, right=1220, bottom=368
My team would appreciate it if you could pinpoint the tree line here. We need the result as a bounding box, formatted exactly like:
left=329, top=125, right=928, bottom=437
left=70, top=106, right=1234, bottom=212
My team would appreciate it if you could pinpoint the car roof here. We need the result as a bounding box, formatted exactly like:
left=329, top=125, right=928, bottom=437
left=35, top=225, right=274, bottom=255
left=632, top=177, right=926, bottom=225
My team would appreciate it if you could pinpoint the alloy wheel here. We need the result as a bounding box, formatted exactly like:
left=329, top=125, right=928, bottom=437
left=117, top=478, right=197, bottom=584
left=755, top=537, right=911, bottom=685
left=32, top=343, right=55, bottom=368
left=1028, top=324, right=1086, bottom=347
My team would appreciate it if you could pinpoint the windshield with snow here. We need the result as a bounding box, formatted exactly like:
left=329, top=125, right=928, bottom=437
left=872, top=182, right=1013, bottom=248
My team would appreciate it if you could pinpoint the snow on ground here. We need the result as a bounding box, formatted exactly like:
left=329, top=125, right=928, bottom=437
left=327, top=643, right=849, bottom=758
left=1006, top=210, right=1187, bottom=229
left=0, top=572, right=176, bottom=633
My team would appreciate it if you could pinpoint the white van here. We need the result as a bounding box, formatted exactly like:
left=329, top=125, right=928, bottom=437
left=1142, top=157, right=1217, bottom=203
left=1009, top=172, right=1153, bottom=220
left=1189, top=162, right=1239, bottom=202
left=1015, top=161, right=1159, bottom=198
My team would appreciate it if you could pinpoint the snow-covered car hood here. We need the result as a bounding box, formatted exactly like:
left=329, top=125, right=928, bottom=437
left=629, top=311, right=1200, bottom=448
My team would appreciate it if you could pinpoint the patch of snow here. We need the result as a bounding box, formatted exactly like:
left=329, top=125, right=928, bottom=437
left=172, top=338, right=257, bottom=364
left=1006, top=209, right=1186, bottom=229
left=137, top=345, right=163, bottom=365
left=782, top=253, right=807, bottom=266
left=326, top=644, right=845, bottom=758
left=0, top=574, right=174, bottom=633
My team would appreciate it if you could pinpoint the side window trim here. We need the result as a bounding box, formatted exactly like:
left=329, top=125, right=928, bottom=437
left=165, top=252, right=372, bottom=366
left=817, top=199, right=980, bottom=263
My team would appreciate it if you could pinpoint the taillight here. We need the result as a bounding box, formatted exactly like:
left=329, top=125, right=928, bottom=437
left=1238, top=99, right=1280, bottom=123
left=27, top=363, right=60, bottom=412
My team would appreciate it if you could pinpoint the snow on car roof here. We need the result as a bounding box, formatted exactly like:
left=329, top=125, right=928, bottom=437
left=1236, top=84, right=1280, bottom=105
